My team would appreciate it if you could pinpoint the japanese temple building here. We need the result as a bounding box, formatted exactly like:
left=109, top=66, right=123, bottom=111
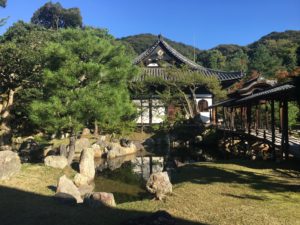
left=132, top=35, right=244, bottom=125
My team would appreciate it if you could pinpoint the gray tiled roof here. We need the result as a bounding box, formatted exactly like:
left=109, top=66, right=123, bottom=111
left=134, top=67, right=244, bottom=82
left=209, top=83, right=296, bottom=108
left=133, top=36, right=244, bottom=82
left=133, top=38, right=202, bottom=69
left=236, top=83, right=296, bottom=103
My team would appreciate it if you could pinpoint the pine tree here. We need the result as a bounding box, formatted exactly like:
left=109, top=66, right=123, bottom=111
left=29, top=28, right=137, bottom=164
left=250, top=45, right=282, bottom=77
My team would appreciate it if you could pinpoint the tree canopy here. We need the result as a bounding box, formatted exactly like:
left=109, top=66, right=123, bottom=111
left=29, top=28, right=137, bottom=135
left=31, top=2, right=82, bottom=29
left=0, top=22, right=58, bottom=144
left=0, top=0, right=7, bottom=26
left=0, top=0, right=6, bottom=8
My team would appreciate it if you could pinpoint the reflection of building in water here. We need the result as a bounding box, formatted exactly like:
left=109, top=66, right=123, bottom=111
left=95, top=154, right=136, bottom=172
left=132, top=156, right=164, bottom=180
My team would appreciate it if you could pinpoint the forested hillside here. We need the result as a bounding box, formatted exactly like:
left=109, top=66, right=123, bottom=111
left=121, top=30, right=300, bottom=78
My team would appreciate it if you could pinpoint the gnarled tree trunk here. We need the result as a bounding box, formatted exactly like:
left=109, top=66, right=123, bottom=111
left=0, top=89, right=15, bottom=145
left=67, top=130, right=76, bottom=165
left=94, top=120, right=99, bottom=137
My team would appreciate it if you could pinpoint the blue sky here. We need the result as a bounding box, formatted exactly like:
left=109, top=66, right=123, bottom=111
left=0, top=0, right=299, bottom=49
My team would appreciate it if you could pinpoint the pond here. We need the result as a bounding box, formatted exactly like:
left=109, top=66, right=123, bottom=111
left=92, top=144, right=214, bottom=204
left=93, top=152, right=166, bottom=204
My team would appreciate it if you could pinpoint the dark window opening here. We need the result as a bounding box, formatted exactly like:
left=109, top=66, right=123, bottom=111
left=198, top=99, right=208, bottom=112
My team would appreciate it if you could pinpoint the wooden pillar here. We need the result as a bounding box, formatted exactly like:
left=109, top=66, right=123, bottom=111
left=230, top=107, right=235, bottom=131
left=212, top=108, right=216, bottom=125
left=255, top=105, right=260, bottom=131
left=271, top=100, right=276, bottom=160
left=140, top=99, right=144, bottom=132
left=240, top=107, right=244, bottom=130
left=247, top=105, right=252, bottom=134
left=215, top=107, right=218, bottom=128
left=223, top=107, right=226, bottom=128
left=149, top=98, right=153, bottom=125
left=149, top=156, right=153, bottom=175
left=279, top=101, right=283, bottom=133
left=282, top=100, right=289, bottom=159
left=265, top=103, right=269, bottom=130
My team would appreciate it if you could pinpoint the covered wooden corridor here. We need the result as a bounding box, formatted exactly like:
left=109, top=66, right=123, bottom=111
left=209, top=77, right=300, bottom=160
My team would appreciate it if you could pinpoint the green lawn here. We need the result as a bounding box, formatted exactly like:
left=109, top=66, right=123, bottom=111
left=0, top=160, right=299, bottom=225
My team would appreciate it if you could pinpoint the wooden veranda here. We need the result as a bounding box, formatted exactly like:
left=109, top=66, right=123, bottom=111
left=209, top=78, right=300, bottom=160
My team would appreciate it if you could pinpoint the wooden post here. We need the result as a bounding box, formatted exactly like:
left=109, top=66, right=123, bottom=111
left=231, top=107, right=235, bottom=131
left=255, top=105, right=259, bottom=131
left=149, top=98, right=153, bottom=125
left=271, top=100, right=276, bottom=160
left=247, top=105, right=252, bottom=135
left=215, top=107, right=218, bottom=128
left=279, top=101, right=283, bottom=133
left=265, top=103, right=269, bottom=130
left=140, top=99, right=144, bottom=133
left=283, top=100, right=289, bottom=159
left=212, top=108, right=216, bottom=125
left=223, top=107, right=227, bottom=129
left=240, top=107, right=245, bottom=130
left=149, top=156, right=153, bottom=175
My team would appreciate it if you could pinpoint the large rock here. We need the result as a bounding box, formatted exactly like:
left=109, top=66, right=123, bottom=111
left=75, top=138, right=90, bottom=157
left=55, top=175, right=83, bottom=203
left=0, top=145, right=12, bottom=151
left=78, top=184, right=95, bottom=197
left=85, top=192, right=116, bottom=207
left=146, top=172, right=172, bottom=200
left=81, top=128, right=91, bottom=138
left=95, top=139, right=109, bottom=149
left=59, top=144, right=68, bottom=158
left=107, top=143, right=137, bottom=159
left=73, top=173, right=90, bottom=187
left=79, top=148, right=95, bottom=181
left=0, top=151, right=21, bottom=180
left=91, top=144, right=104, bottom=158
left=44, top=156, right=68, bottom=169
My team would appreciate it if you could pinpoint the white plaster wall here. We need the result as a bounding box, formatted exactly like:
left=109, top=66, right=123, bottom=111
left=151, top=100, right=165, bottom=124
left=152, top=106, right=165, bottom=124
left=133, top=99, right=150, bottom=124
left=133, top=95, right=213, bottom=124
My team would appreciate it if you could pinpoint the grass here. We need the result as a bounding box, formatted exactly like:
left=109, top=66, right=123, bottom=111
left=1, top=160, right=300, bottom=225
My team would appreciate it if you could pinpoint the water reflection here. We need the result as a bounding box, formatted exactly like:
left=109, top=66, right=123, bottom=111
left=94, top=154, right=165, bottom=203
left=95, top=154, right=165, bottom=180
left=132, top=157, right=164, bottom=180
left=95, top=154, right=137, bottom=172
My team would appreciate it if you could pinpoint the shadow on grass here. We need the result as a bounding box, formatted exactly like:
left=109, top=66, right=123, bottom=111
left=172, top=160, right=300, bottom=193
left=214, top=159, right=300, bottom=174
left=0, top=185, right=207, bottom=225
left=221, top=193, right=267, bottom=201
